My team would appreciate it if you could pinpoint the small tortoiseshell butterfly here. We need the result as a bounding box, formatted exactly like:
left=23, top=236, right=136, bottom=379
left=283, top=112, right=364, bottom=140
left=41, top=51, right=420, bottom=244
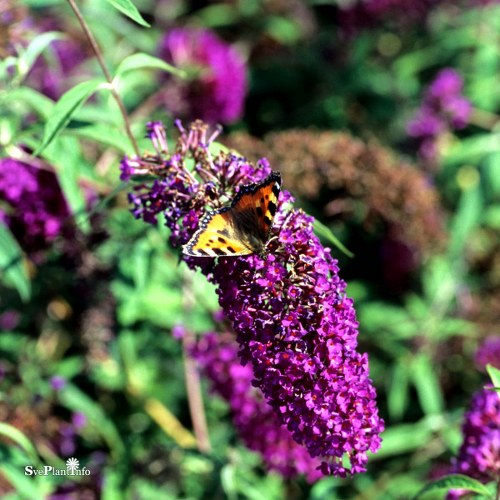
left=182, top=171, right=282, bottom=257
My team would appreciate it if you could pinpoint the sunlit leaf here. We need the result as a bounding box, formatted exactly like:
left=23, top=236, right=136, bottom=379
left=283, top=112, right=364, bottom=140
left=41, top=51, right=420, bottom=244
left=313, top=219, right=354, bottom=257
left=35, top=79, right=108, bottom=155
left=7, top=87, right=54, bottom=119
left=0, top=224, right=31, bottom=302
left=412, top=474, right=491, bottom=499
left=0, top=424, right=39, bottom=464
left=486, top=365, right=500, bottom=393
left=411, top=354, right=444, bottom=415
left=18, top=32, right=63, bottom=78
left=114, top=53, right=185, bottom=79
left=103, top=0, right=150, bottom=27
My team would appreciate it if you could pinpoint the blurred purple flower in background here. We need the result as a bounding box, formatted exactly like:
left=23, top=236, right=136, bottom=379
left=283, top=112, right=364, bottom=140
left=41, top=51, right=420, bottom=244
left=158, top=28, right=247, bottom=124
left=407, top=68, right=472, bottom=164
left=121, top=120, right=384, bottom=476
left=0, top=310, right=20, bottom=331
left=338, top=0, right=437, bottom=34
left=72, top=411, right=87, bottom=430
left=27, top=33, right=89, bottom=100
left=450, top=387, right=500, bottom=487
left=475, top=336, right=500, bottom=371
left=50, top=376, right=66, bottom=391
left=0, top=156, right=72, bottom=258
left=192, top=332, right=323, bottom=481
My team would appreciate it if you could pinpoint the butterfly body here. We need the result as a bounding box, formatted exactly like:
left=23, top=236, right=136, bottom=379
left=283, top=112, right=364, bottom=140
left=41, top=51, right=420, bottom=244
left=183, top=172, right=281, bottom=257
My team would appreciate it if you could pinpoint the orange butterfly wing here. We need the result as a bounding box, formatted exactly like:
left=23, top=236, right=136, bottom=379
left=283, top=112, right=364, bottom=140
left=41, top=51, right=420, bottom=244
left=183, top=172, right=281, bottom=257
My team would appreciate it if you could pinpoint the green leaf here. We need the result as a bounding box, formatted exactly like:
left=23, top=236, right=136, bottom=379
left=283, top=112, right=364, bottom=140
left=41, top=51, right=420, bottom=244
left=103, top=0, right=150, bottom=27
left=42, top=136, right=90, bottom=232
left=486, top=364, right=500, bottom=392
left=483, top=152, right=500, bottom=198
left=412, top=474, right=491, bottom=500
left=7, top=87, right=54, bottom=119
left=376, top=420, right=435, bottom=458
left=443, top=133, right=500, bottom=165
left=114, top=53, right=186, bottom=79
left=411, top=354, right=444, bottom=415
left=388, top=359, right=410, bottom=420
left=0, top=462, right=46, bottom=500
left=313, top=219, right=354, bottom=257
left=58, top=384, right=125, bottom=459
left=482, top=204, right=500, bottom=229
left=0, top=424, right=39, bottom=464
left=35, top=79, right=107, bottom=155
left=0, top=223, right=31, bottom=302
left=449, top=182, right=482, bottom=259
left=69, top=124, right=133, bottom=154
left=18, top=32, right=63, bottom=78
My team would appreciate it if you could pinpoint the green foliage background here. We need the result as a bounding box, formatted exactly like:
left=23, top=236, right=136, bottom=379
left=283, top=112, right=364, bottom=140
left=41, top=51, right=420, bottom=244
left=0, top=0, right=499, bottom=498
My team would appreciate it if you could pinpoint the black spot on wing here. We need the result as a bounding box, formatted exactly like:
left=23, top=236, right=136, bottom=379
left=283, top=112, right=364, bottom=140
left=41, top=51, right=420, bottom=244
left=226, top=246, right=236, bottom=253
left=263, top=216, right=272, bottom=226
left=218, top=237, right=226, bottom=243
left=213, top=248, right=226, bottom=256
left=267, top=201, right=277, bottom=216
left=272, top=183, right=280, bottom=198
left=256, top=206, right=263, bottom=217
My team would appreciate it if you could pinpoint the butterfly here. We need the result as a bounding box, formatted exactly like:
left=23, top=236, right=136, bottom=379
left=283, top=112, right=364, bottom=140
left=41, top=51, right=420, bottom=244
left=182, top=171, right=282, bottom=257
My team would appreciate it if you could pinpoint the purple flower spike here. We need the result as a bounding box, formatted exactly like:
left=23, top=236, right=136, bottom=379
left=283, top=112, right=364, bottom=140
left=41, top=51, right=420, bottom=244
left=120, top=120, right=384, bottom=476
left=158, top=28, right=247, bottom=124
left=450, top=386, right=500, bottom=486
left=0, top=156, right=72, bottom=256
left=192, top=332, right=323, bottom=481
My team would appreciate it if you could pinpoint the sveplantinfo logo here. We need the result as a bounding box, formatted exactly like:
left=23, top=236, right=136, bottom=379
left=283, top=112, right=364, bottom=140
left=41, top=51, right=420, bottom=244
left=25, top=457, right=91, bottom=476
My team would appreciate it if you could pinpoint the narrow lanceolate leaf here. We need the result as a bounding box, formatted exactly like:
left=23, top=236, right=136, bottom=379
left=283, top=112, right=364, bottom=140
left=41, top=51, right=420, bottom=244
left=18, top=31, right=63, bottom=78
left=7, top=87, right=54, bottom=119
left=70, top=124, right=133, bottom=154
left=412, top=474, right=491, bottom=499
left=313, top=219, right=354, bottom=257
left=0, top=424, right=39, bottom=464
left=35, top=79, right=108, bottom=156
left=103, top=0, right=150, bottom=27
left=0, top=224, right=31, bottom=302
left=114, top=53, right=186, bottom=79
left=486, top=364, right=500, bottom=393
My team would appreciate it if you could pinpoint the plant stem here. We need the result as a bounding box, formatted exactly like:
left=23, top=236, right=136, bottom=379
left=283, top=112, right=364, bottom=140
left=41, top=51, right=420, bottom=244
left=182, top=269, right=211, bottom=454
left=495, top=478, right=500, bottom=500
left=66, top=0, right=140, bottom=156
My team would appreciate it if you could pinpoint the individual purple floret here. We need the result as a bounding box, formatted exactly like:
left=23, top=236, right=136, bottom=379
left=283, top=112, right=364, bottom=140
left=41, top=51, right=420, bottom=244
left=450, top=387, right=500, bottom=485
left=191, top=332, right=323, bottom=481
left=121, top=120, right=384, bottom=476
left=0, top=156, right=72, bottom=257
left=158, top=28, right=247, bottom=124
left=407, top=68, right=472, bottom=163
left=475, top=336, right=500, bottom=371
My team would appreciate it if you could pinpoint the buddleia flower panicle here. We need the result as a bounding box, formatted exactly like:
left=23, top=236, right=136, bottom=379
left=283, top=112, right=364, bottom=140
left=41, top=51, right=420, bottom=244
left=0, top=156, right=73, bottom=258
left=448, top=386, right=500, bottom=495
left=121, top=120, right=384, bottom=476
left=158, top=28, right=247, bottom=125
left=191, top=332, right=323, bottom=481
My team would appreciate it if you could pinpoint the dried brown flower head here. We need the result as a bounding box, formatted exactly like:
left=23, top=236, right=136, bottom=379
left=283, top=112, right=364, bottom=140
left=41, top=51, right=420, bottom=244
left=225, top=129, right=446, bottom=256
